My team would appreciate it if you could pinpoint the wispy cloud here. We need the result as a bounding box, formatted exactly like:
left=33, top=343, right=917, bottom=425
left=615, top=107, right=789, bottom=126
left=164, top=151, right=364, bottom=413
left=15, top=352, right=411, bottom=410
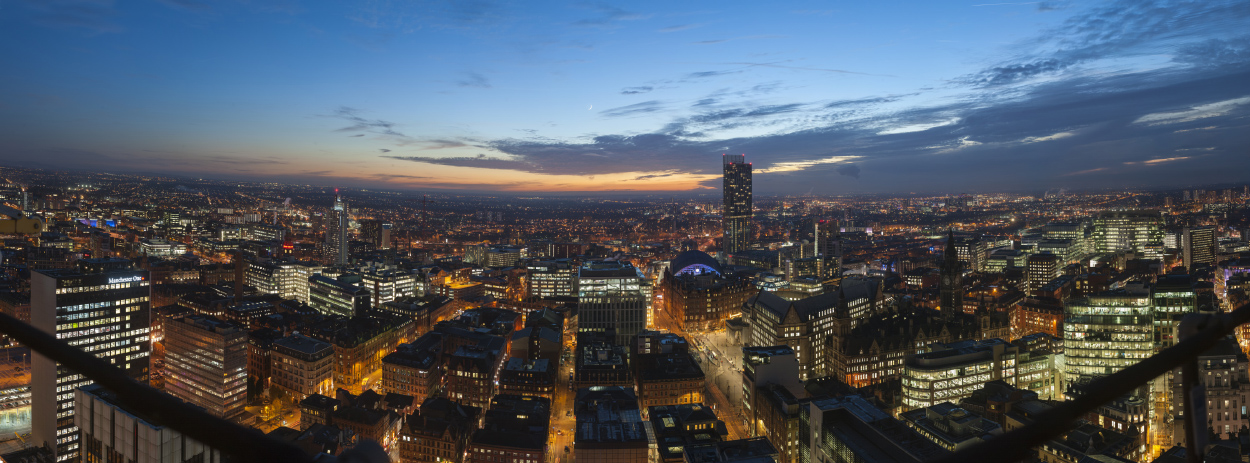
left=693, top=35, right=785, bottom=45
left=1021, top=131, right=1077, bottom=143
left=620, top=86, right=654, bottom=95
left=573, top=3, right=650, bottom=28
left=600, top=100, right=665, bottom=117
left=658, top=23, right=701, bottom=33
left=1133, top=96, right=1250, bottom=125
left=757, top=155, right=862, bottom=174
left=457, top=72, right=491, bottom=89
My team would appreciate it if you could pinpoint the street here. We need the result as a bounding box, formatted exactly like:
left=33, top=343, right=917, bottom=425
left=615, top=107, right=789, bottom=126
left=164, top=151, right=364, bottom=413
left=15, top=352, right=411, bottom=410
left=652, top=307, right=750, bottom=439
left=548, top=323, right=578, bottom=463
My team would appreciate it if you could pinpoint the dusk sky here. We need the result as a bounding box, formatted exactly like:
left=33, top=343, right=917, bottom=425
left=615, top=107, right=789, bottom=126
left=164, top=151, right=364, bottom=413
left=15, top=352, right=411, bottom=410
left=2, top=0, right=1248, bottom=194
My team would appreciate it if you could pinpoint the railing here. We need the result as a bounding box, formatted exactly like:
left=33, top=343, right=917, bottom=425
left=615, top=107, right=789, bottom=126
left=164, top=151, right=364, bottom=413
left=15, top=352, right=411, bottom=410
left=929, top=303, right=1250, bottom=463
left=0, top=312, right=387, bottom=463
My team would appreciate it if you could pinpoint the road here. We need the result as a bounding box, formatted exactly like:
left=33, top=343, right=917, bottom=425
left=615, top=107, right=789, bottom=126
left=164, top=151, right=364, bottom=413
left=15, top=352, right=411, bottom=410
left=548, top=324, right=578, bottom=463
left=692, top=329, right=749, bottom=436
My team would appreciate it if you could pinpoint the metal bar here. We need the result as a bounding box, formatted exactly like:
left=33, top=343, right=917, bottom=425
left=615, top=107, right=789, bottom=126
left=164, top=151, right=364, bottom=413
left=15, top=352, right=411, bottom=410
left=0, top=312, right=313, bottom=463
left=927, top=303, right=1250, bottom=463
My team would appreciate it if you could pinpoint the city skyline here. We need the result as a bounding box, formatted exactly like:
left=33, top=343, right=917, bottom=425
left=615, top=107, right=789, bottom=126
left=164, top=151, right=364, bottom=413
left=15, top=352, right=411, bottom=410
left=2, top=0, right=1249, bottom=193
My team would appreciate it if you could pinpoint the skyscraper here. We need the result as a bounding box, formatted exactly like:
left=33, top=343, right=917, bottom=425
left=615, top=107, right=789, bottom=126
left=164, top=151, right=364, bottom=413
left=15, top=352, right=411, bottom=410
left=325, top=193, right=349, bottom=265
left=722, top=154, right=752, bottom=258
left=30, top=259, right=151, bottom=461
left=1182, top=226, right=1216, bottom=269
left=939, top=231, right=963, bottom=317
left=360, top=220, right=392, bottom=250
left=814, top=220, right=843, bottom=280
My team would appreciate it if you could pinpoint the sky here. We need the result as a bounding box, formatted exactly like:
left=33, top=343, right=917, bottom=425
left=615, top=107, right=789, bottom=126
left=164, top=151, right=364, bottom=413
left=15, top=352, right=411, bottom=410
left=1, top=0, right=1249, bottom=195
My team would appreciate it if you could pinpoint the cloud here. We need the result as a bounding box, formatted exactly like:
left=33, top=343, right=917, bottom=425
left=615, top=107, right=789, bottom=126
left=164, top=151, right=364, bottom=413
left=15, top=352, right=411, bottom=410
left=573, top=3, right=650, bottom=28
left=757, top=155, right=862, bottom=174
left=686, top=70, right=741, bottom=79
left=379, top=149, right=391, bottom=153
left=620, top=86, right=653, bottom=95
left=693, top=35, right=786, bottom=45
left=658, top=24, right=701, bottom=33
left=328, top=106, right=411, bottom=138
left=1133, top=96, right=1250, bottom=125
left=1021, top=131, right=1077, bottom=143
left=600, top=100, right=665, bottom=117
left=349, top=134, right=365, bottom=137
left=1123, top=156, right=1192, bottom=165
left=633, top=171, right=680, bottom=180
left=877, top=118, right=960, bottom=135
left=384, top=155, right=535, bottom=171
left=723, top=61, right=885, bottom=76
left=836, top=164, right=861, bottom=179
left=457, top=72, right=491, bottom=89
left=972, top=2, right=1038, bottom=6
left=1063, top=167, right=1108, bottom=176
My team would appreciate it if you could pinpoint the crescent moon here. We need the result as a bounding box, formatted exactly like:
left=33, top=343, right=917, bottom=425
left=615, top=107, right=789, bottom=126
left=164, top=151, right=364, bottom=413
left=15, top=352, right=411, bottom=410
left=588, top=105, right=593, bottom=110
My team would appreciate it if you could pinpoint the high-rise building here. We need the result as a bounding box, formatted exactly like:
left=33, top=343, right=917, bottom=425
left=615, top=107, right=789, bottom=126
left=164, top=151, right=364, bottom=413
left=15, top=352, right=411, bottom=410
left=1183, top=226, right=1216, bottom=268
left=722, top=154, right=752, bottom=258
left=163, top=315, right=248, bottom=420
left=1025, top=253, right=1060, bottom=295
left=1092, top=210, right=1164, bottom=256
left=814, top=220, right=843, bottom=280
left=1063, top=288, right=1153, bottom=389
left=325, top=194, right=349, bottom=265
left=360, top=220, right=392, bottom=250
left=75, top=384, right=223, bottom=463
left=31, top=259, right=152, bottom=462
left=577, top=261, right=646, bottom=345
left=939, top=231, right=963, bottom=317
left=526, top=259, right=576, bottom=298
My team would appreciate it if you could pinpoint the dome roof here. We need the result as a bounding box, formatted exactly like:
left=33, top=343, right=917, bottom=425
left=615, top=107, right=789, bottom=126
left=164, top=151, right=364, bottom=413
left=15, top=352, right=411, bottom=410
left=671, top=250, right=722, bottom=277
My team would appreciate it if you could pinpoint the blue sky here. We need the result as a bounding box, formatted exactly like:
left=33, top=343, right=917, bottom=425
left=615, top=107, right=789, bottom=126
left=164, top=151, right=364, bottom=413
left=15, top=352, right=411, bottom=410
left=2, top=0, right=1248, bottom=194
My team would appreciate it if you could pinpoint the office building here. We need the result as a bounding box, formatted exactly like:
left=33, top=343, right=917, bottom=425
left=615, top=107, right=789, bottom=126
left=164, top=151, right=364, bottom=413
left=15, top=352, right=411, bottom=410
left=899, top=403, right=1003, bottom=451
left=246, top=260, right=322, bottom=303
left=526, top=259, right=577, bottom=298
left=741, top=346, right=805, bottom=463
left=163, top=315, right=247, bottom=420
left=901, top=338, right=1061, bottom=410
left=648, top=404, right=728, bottom=463
left=360, top=220, right=392, bottom=250
left=325, top=194, right=349, bottom=265
left=270, top=334, right=334, bottom=400
left=1092, top=210, right=1164, bottom=256
left=308, top=275, right=371, bottom=317
left=634, top=352, right=704, bottom=409
left=574, top=331, right=632, bottom=390
left=1063, top=289, right=1154, bottom=388
left=578, top=261, right=646, bottom=345
left=1025, top=253, right=1060, bottom=295
left=75, top=384, right=223, bottom=463
left=814, top=220, right=843, bottom=280
left=1171, top=336, right=1250, bottom=446
left=722, top=154, right=752, bottom=258
left=497, top=358, right=555, bottom=400
left=31, top=260, right=152, bottom=461
left=1183, top=226, right=1216, bottom=268
left=573, top=387, right=648, bottom=463
left=802, top=395, right=948, bottom=463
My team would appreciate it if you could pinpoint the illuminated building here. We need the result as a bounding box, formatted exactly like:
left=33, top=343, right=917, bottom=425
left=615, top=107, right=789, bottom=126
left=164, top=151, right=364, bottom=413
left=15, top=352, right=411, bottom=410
left=815, top=220, right=844, bottom=280
left=246, top=260, right=322, bottom=303
left=308, top=275, right=371, bottom=317
left=163, top=315, right=247, bottom=420
left=648, top=404, right=728, bottom=463
left=573, top=331, right=632, bottom=390
left=31, top=260, right=152, bottom=462
left=573, top=387, right=648, bottom=463
left=1025, top=253, right=1060, bottom=295
left=578, top=260, right=646, bottom=345
left=246, top=328, right=281, bottom=402
left=399, top=397, right=480, bottom=463
left=359, top=220, right=392, bottom=250
left=1010, top=297, right=1064, bottom=339
left=741, top=346, right=804, bottom=463
left=1182, top=226, right=1216, bottom=268
left=467, top=395, right=550, bottom=463
left=801, top=396, right=948, bottom=463
left=305, top=314, right=413, bottom=395
left=1062, top=288, right=1153, bottom=389
left=445, top=345, right=504, bottom=411
left=1170, top=335, right=1250, bottom=446
left=75, top=384, right=223, bottom=463
left=1092, top=210, right=1164, bottom=256
left=270, top=333, right=334, bottom=400
left=722, top=154, right=752, bottom=258
left=353, top=265, right=417, bottom=308
left=497, top=358, right=555, bottom=400
left=744, top=282, right=885, bottom=380
left=324, top=194, right=349, bottom=265
left=902, top=338, right=1060, bottom=410
left=659, top=250, right=753, bottom=332
left=939, top=231, right=963, bottom=317
left=382, top=334, right=443, bottom=402
left=526, top=259, right=576, bottom=298
left=634, top=352, right=704, bottom=409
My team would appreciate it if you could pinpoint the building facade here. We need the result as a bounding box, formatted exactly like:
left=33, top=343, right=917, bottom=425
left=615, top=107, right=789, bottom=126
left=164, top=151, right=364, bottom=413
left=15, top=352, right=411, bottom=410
left=163, top=315, right=248, bottom=420
left=721, top=154, right=752, bottom=258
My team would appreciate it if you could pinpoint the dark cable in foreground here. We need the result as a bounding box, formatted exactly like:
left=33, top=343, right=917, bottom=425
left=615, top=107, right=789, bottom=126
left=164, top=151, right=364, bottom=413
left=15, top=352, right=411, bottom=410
left=0, top=312, right=314, bottom=463
left=927, top=303, right=1250, bottom=463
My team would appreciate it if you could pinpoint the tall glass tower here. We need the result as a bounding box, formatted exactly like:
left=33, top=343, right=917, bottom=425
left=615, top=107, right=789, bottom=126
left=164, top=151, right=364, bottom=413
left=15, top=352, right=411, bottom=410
left=722, top=154, right=752, bottom=258
left=325, top=193, right=349, bottom=265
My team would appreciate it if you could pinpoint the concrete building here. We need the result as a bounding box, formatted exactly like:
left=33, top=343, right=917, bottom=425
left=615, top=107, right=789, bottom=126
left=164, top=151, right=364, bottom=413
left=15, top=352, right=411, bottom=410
left=741, top=345, right=804, bottom=452
left=75, top=384, right=223, bottom=463
left=526, top=259, right=577, bottom=298
left=578, top=261, right=647, bottom=345
left=1062, top=289, right=1153, bottom=388
left=31, top=260, right=152, bottom=461
left=163, top=315, right=248, bottom=420
left=308, top=275, right=371, bottom=318
left=899, top=403, right=1003, bottom=451
left=246, top=260, right=322, bottom=303
left=467, top=395, right=550, bottom=463
left=1183, top=226, right=1217, bottom=268
left=902, top=338, right=1061, bottom=410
